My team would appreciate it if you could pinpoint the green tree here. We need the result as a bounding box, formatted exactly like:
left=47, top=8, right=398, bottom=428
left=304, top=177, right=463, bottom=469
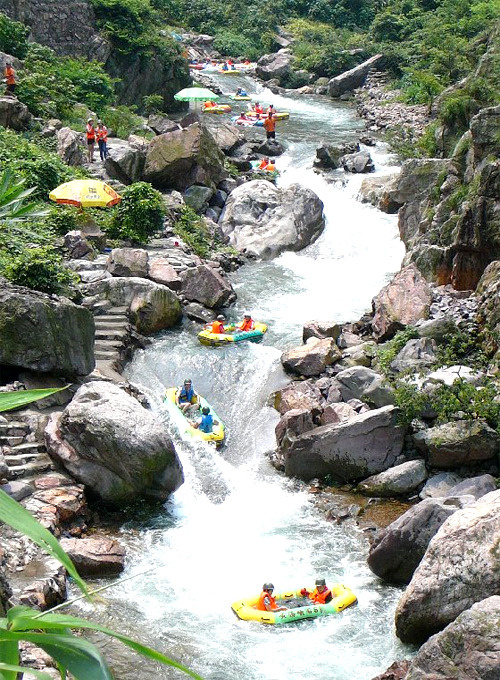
left=0, top=12, right=29, bottom=58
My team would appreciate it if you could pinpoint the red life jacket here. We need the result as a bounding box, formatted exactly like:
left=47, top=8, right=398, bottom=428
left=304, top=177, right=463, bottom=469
left=211, top=320, right=225, bottom=334
left=96, top=126, right=108, bottom=142
left=239, top=318, right=254, bottom=331
left=257, top=591, right=278, bottom=611
left=86, top=123, right=95, bottom=140
left=310, top=587, right=332, bottom=605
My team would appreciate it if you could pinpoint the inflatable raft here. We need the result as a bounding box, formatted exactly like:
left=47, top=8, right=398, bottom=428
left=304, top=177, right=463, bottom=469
left=198, top=322, right=267, bottom=347
left=218, top=69, right=240, bottom=75
left=202, top=104, right=232, bottom=114
left=231, top=584, right=357, bottom=625
left=231, top=94, right=251, bottom=101
left=247, top=111, right=290, bottom=121
left=163, top=387, right=225, bottom=444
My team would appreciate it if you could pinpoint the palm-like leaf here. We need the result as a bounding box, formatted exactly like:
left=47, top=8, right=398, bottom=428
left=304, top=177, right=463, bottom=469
left=0, top=387, right=68, bottom=412
left=0, top=662, right=55, bottom=679
left=0, top=168, right=49, bottom=224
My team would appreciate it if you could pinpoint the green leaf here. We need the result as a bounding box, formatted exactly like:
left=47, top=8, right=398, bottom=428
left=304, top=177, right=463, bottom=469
left=0, top=387, right=69, bottom=413
left=0, top=490, right=89, bottom=597
left=0, top=636, right=19, bottom=680
left=0, top=630, right=113, bottom=680
left=0, top=662, right=54, bottom=679
left=8, top=609, right=203, bottom=679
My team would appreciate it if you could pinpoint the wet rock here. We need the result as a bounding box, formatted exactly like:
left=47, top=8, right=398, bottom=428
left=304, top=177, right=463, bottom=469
left=275, top=408, right=315, bottom=446
left=367, top=495, right=474, bottom=584
left=281, top=337, right=341, bottom=377
left=395, top=490, right=500, bottom=643
left=283, top=405, right=405, bottom=482
left=358, top=174, right=400, bottom=212
left=315, top=142, right=359, bottom=169
left=302, top=321, right=341, bottom=343
left=219, top=180, right=325, bottom=259
left=180, top=264, right=235, bottom=309
left=413, top=420, right=500, bottom=468
left=369, top=660, right=411, bottom=680
left=107, top=248, right=149, bottom=278
left=45, top=381, right=184, bottom=505
left=335, top=366, right=395, bottom=408
left=256, top=139, right=285, bottom=157
left=358, top=459, right=428, bottom=498
left=60, top=536, right=125, bottom=576
left=341, top=151, right=374, bottom=173
left=371, top=264, right=432, bottom=341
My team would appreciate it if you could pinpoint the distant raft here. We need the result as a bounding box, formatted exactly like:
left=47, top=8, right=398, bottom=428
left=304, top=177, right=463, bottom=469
left=163, top=388, right=225, bottom=444
left=247, top=111, right=290, bottom=121
left=231, top=94, right=252, bottom=101
left=198, top=322, right=268, bottom=347
left=202, top=104, right=232, bottom=114
left=231, top=584, right=357, bottom=625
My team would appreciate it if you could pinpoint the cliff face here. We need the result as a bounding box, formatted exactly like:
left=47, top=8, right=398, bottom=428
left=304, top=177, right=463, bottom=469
left=0, top=0, right=189, bottom=109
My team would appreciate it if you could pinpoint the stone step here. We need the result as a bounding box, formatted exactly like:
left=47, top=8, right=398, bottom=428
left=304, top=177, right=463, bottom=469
left=0, top=436, right=25, bottom=447
left=95, top=339, right=123, bottom=350
left=95, top=328, right=129, bottom=340
left=8, top=458, right=54, bottom=480
left=94, top=350, right=120, bottom=361
left=10, top=442, right=44, bottom=455
left=107, top=306, right=129, bottom=315
left=94, top=317, right=129, bottom=328
left=0, top=421, right=29, bottom=434
left=5, top=452, right=42, bottom=466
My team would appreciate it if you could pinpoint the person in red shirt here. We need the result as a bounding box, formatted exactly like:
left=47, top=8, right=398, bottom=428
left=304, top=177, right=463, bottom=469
left=85, top=118, right=96, bottom=163
left=254, top=101, right=263, bottom=115
left=96, top=120, right=108, bottom=161
left=256, top=583, right=288, bottom=612
left=4, top=63, right=16, bottom=93
left=263, top=112, right=276, bottom=140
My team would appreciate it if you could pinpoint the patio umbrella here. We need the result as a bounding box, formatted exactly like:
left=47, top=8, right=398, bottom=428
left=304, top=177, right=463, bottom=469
left=49, top=179, right=121, bottom=208
left=174, top=87, right=219, bottom=102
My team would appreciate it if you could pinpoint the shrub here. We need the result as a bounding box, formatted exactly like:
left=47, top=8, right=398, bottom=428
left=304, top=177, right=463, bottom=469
left=143, top=94, right=164, bottom=115
left=435, top=327, right=489, bottom=370
left=2, top=245, right=78, bottom=296
left=173, top=205, right=210, bottom=257
left=0, top=12, right=29, bottom=58
left=213, top=30, right=259, bottom=61
left=100, top=105, right=145, bottom=139
left=105, top=182, right=165, bottom=243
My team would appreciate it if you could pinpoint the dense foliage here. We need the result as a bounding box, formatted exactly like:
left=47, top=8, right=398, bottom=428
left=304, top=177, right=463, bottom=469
left=105, top=182, right=165, bottom=243
left=2, top=245, right=78, bottom=296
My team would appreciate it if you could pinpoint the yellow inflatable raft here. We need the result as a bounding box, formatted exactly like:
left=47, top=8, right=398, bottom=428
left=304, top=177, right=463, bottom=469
left=202, top=104, right=232, bottom=114
left=163, top=388, right=225, bottom=444
left=231, top=583, right=357, bottom=625
left=198, top=322, right=267, bottom=347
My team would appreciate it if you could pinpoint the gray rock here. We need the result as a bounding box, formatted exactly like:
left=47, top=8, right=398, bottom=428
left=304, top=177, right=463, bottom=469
left=337, top=341, right=376, bottom=369
left=202, top=119, right=243, bottom=154
left=56, top=127, right=84, bottom=166
left=358, top=174, right=400, bottom=212
left=328, top=55, right=383, bottom=97
left=104, top=139, right=146, bottom=184
left=358, top=459, right=428, bottom=498
left=64, top=230, right=93, bottom=260
left=341, top=151, right=374, bottom=173
left=45, top=381, right=184, bottom=505
left=183, top=302, right=213, bottom=323
left=315, top=142, right=359, bottom=169
left=303, top=321, right=341, bottom=343
left=219, top=180, right=325, bottom=259
left=404, top=596, right=500, bottom=680
left=256, top=49, right=293, bottom=83
left=282, top=405, right=405, bottom=482
left=274, top=381, right=324, bottom=416
left=367, top=495, right=474, bottom=584
left=148, top=114, right=180, bottom=135
left=1, top=480, right=34, bottom=501
left=147, top=258, right=182, bottom=291
left=413, top=420, right=500, bottom=468
left=183, top=185, right=214, bottom=213
left=281, top=338, right=342, bottom=377
left=390, top=337, right=437, bottom=373
left=275, top=408, right=315, bottom=446
left=395, top=489, right=500, bottom=643
left=180, top=264, right=234, bottom=309
left=320, top=402, right=357, bottom=426
left=444, top=474, right=497, bottom=500
left=335, top=366, right=395, bottom=408
left=107, top=248, right=149, bottom=278
left=0, top=281, right=94, bottom=378
left=0, top=95, right=32, bottom=131
left=420, top=472, right=464, bottom=499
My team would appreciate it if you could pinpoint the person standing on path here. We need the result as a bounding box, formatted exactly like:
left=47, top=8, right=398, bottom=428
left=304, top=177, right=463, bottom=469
left=96, top=120, right=108, bottom=161
left=263, top=111, right=276, bottom=140
left=85, top=118, right=96, bottom=163
left=4, top=63, right=16, bottom=93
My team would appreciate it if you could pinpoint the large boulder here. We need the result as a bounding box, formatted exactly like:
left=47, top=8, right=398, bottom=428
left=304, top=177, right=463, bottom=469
left=143, top=123, right=226, bottom=191
left=476, top=260, right=500, bottom=360
left=219, top=180, right=325, bottom=259
left=357, top=459, right=428, bottom=498
left=104, top=139, right=146, bottom=184
left=59, top=536, right=125, bottom=576
left=148, top=258, right=182, bottom=291
left=367, top=495, right=473, bottom=584
left=148, top=115, right=180, bottom=135
left=282, top=405, right=405, bottom=481
left=389, top=337, right=437, bottom=373
left=256, top=49, right=293, bottom=83
left=371, top=264, right=432, bottom=341
left=328, top=55, right=383, bottom=97
left=0, top=95, right=32, bottom=131
left=395, top=489, right=500, bottom=643
left=303, top=321, right=341, bottom=343
left=45, top=381, right=184, bottom=505
left=180, top=264, right=235, bottom=308
left=274, top=381, right=324, bottom=416
left=275, top=408, right=315, bottom=447
left=413, top=420, right=500, bottom=468
left=281, top=338, right=341, bottom=377
left=82, top=277, right=182, bottom=335
left=335, top=366, right=395, bottom=408
left=341, top=151, right=374, bottom=173
left=0, top=281, right=94, bottom=378
left=56, top=127, right=83, bottom=166
left=107, top=248, right=149, bottom=278
left=404, top=596, right=500, bottom=680
left=201, top=119, right=243, bottom=154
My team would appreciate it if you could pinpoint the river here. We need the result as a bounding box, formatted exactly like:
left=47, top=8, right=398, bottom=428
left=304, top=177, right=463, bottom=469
left=84, top=75, right=411, bottom=679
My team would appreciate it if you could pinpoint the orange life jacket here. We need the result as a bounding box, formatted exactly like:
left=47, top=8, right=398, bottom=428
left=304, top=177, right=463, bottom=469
left=96, top=126, right=108, bottom=142
left=310, top=587, right=332, bottom=605
left=257, top=591, right=278, bottom=611
left=4, top=67, right=15, bottom=85
left=211, top=320, right=225, bottom=334
left=258, top=160, right=268, bottom=169
left=263, top=116, right=276, bottom=132
left=86, top=123, right=95, bottom=140
left=239, top=318, right=254, bottom=331
left=266, top=163, right=275, bottom=171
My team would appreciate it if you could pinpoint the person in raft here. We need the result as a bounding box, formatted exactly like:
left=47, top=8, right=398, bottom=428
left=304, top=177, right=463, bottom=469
left=263, top=111, right=276, bottom=140
left=236, top=87, right=248, bottom=97
left=209, top=314, right=226, bottom=334
left=300, top=578, right=333, bottom=604
left=254, top=101, right=264, bottom=114
left=175, top=379, right=198, bottom=414
left=235, top=313, right=255, bottom=332
left=203, top=100, right=216, bottom=109
left=192, top=406, right=218, bottom=433
left=257, top=583, right=288, bottom=612
left=266, top=158, right=276, bottom=171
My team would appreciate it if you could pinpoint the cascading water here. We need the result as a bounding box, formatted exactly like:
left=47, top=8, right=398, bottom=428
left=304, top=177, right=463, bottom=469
left=87, top=75, right=411, bottom=679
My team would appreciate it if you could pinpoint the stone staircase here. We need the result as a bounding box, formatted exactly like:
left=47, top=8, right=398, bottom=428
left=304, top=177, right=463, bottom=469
left=93, top=306, right=131, bottom=367
left=0, top=416, right=55, bottom=487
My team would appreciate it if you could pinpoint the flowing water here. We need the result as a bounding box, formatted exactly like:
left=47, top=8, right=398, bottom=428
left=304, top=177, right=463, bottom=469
left=87, top=76, right=411, bottom=679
